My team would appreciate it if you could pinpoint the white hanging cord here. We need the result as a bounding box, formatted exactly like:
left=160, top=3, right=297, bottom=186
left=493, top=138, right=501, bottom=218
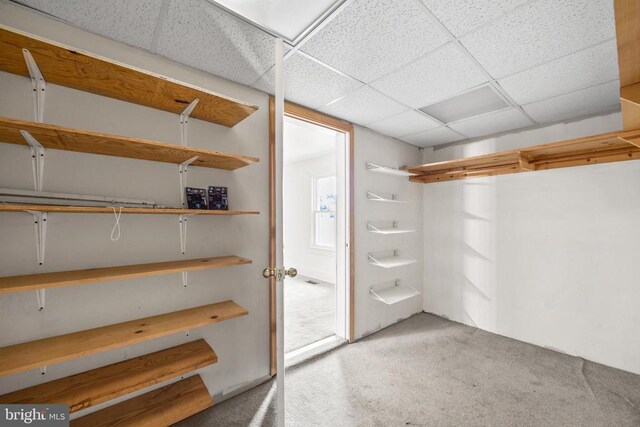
left=110, top=206, right=122, bottom=241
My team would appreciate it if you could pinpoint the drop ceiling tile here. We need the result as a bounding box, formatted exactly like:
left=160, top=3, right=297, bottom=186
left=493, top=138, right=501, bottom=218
left=420, top=0, right=529, bottom=37
left=367, top=110, right=441, bottom=138
left=319, top=86, right=408, bottom=126
left=253, top=53, right=363, bottom=109
left=400, top=126, right=464, bottom=147
left=301, top=0, right=451, bottom=83
left=522, top=80, right=621, bottom=124
left=156, top=0, right=278, bottom=86
left=460, top=0, right=616, bottom=78
left=448, top=108, right=532, bottom=138
left=370, top=43, right=488, bottom=109
left=498, top=40, right=619, bottom=105
left=16, top=0, right=163, bottom=50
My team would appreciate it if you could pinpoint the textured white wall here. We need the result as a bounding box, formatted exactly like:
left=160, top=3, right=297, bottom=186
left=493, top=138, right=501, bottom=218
left=422, top=111, right=640, bottom=375
left=283, top=153, right=336, bottom=283
left=0, top=1, right=271, bottom=416
left=354, top=126, right=423, bottom=339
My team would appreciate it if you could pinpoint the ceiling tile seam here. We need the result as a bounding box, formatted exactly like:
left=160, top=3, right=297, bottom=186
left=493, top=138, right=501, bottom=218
left=289, top=0, right=350, bottom=46
left=414, top=2, right=539, bottom=127
left=150, top=0, right=171, bottom=53
left=491, top=37, right=617, bottom=82
left=519, top=78, right=621, bottom=107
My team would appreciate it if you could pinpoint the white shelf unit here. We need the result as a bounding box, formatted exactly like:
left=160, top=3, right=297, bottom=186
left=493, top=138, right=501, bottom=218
left=370, top=280, right=421, bottom=305
left=367, top=221, right=415, bottom=235
left=365, top=162, right=416, bottom=177
left=368, top=250, right=417, bottom=269
left=366, top=191, right=409, bottom=203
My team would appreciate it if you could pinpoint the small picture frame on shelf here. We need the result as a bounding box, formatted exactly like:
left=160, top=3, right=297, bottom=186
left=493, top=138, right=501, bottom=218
left=208, top=186, right=228, bottom=210
left=185, top=187, right=208, bottom=210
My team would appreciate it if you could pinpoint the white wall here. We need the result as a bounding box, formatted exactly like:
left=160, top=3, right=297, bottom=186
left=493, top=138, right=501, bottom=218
left=354, top=126, right=423, bottom=339
left=422, top=111, right=640, bottom=375
left=284, top=152, right=336, bottom=283
left=0, top=1, right=271, bottom=414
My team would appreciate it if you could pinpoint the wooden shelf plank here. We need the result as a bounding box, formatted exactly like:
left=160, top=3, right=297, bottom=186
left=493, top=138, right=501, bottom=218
left=0, top=301, right=247, bottom=377
left=0, top=26, right=257, bottom=127
left=0, top=256, right=251, bottom=295
left=0, top=117, right=258, bottom=170
left=408, top=130, right=640, bottom=184
left=0, top=339, right=216, bottom=413
left=0, top=204, right=259, bottom=215
left=70, top=375, right=213, bottom=427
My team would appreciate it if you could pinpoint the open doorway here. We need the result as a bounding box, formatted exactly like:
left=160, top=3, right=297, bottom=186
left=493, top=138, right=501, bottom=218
left=282, top=116, right=344, bottom=354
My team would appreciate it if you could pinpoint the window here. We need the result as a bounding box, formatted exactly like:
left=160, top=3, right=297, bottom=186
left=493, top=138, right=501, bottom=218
left=313, top=175, right=336, bottom=249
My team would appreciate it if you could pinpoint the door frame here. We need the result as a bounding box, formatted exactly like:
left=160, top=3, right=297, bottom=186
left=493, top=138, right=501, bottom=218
left=269, top=97, right=355, bottom=375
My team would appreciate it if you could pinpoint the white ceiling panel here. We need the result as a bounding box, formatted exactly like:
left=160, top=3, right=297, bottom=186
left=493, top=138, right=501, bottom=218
left=522, top=80, right=621, bottom=124
left=300, top=0, right=451, bottom=83
left=319, top=86, right=408, bottom=126
left=371, top=42, right=488, bottom=109
left=460, top=0, right=616, bottom=79
left=498, top=40, right=619, bottom=105
left=401, top=126, right=464, bottom=147
left=449, top=108, right=532, bottom=138
left=253, top=53, right=363, bottom=109
left=366, top=110, right=440, bottom=138
left=16, top=0, right=163, bottom=50
left=420, top=0, right=529, bottom=37
left=156, top=0, right=278, bottom=86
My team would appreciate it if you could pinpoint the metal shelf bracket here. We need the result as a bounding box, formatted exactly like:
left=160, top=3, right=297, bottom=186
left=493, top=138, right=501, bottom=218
left=178, top=214, right=195, bottom=254
left=21, top=130, right=45, bottom=192
left=23, top=49, right=46, bottom=123
left=26, top=210, right=47, bottom=265
left=36, top=288, right=45, bottom=311
left=179, top=156, right=199, bottom=206
left=180, top=99, right=200, bottom=147
left=182, top=271, right=188, bottom=288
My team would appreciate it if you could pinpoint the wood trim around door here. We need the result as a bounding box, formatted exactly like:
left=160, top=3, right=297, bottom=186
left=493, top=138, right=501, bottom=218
left=268, top=98, right=355, bottom=375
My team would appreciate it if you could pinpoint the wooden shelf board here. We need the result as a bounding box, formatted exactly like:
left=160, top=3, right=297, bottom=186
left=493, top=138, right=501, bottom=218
left=70, top=375, right=213, bottom=427
left=0, top=204, right=259, bottom=215
left=0, top=25, right=257, bottom=127
left=0, top=256, right=251, bottom=295
left=0, top=339, right=216, bottom=413
left=0, top=300, right=247, bottom=377
left=0, top=117, right=258, bottom=170
left=408, top=130, right=640, bottom=184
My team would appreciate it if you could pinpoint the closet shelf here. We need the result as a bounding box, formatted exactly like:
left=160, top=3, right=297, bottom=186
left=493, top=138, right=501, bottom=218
left=407, top=129, right=640, bottom=184
left=366, top=192, right=408, bottom=203
left=70, top=375, right=213, bottom=427
left=0, top=339, right=217, bottom=414
left=370, top=281, right=421, bottom=305
left=368, top=252, right=417, bottom=269
left=0, top=300, right=247, bottom=377
left=367, top=222, right=415, bottom=235
left=0, top=117, right=259, bottom=170
left=0, top=204, right=259, bottom=215
left=365, top=162, right=416, bottom=177
left=0, top=256, right=251, bottom=295
left=0, top=26, right=257, bottom=127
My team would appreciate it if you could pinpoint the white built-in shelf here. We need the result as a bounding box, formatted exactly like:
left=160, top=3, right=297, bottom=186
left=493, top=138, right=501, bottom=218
left=365, top=162, right=416, bottom=177
left=368, top=251, right=417, bottom=269
left=366, top=192, right=409, bottom=203
left=370, top=280, right=421, bottom=305
left=367, top=221, right=415, bottom=235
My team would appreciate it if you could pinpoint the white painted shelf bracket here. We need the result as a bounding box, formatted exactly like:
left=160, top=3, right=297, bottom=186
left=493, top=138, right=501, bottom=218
left=180, top=98, right=200, bottom=147
left=36, top=288, right=45, bottom=311
left=40, top=365, right=47, bottom=376
left=182, top=271, right=188, bottom=288
left=26, top=210, right=47, bottom=265
left=21, top=130, right=45, bottom=192
left=23, top=49, right=46, bottom=123
left=366, top=191, right=405, bottom=203
left=179, top=156, right=199, bottom=206
left=178, top=214, right=195, bottom=254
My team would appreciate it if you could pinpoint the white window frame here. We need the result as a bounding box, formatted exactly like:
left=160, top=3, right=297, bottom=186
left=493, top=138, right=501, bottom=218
left=311, top=173, right=336, bottom=251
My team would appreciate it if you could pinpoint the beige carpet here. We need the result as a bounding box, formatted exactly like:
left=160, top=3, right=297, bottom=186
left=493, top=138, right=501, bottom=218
left=178, top=313, right=640, bottom=426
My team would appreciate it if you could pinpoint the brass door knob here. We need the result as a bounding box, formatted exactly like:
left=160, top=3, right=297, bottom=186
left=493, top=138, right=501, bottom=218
left=262, top=267, right=275, bottom=279
left=262, top=267, right=297, bottom=279
left=285, top=268, right=297, bottom=278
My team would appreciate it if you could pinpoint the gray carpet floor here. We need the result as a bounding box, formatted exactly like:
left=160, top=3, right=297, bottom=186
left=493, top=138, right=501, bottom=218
left=283, top=276, right=335, bottom=353
left=178, top=313, right=640, bottom=427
